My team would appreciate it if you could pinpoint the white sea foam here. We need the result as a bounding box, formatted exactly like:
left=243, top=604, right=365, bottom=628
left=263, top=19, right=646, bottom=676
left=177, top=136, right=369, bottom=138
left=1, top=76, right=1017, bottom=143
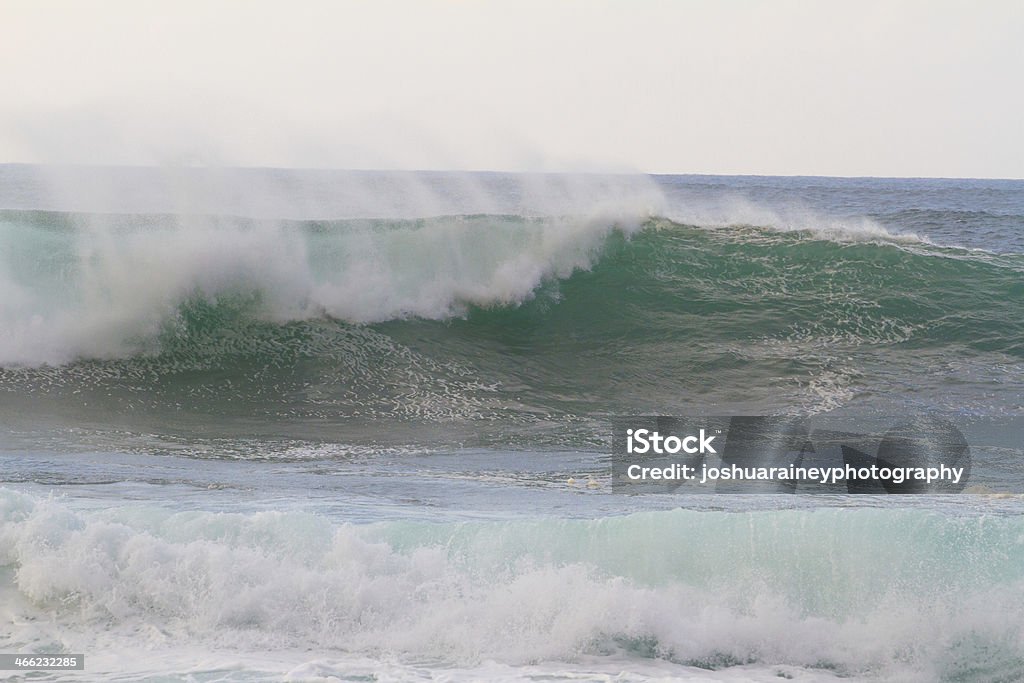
left=2, top=490, right=1023, bottom=681
left=664, top=195, right=932, bottom=245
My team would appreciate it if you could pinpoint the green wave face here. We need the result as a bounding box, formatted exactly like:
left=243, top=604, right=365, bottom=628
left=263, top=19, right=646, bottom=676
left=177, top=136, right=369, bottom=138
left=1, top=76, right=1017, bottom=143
left=0, top=211, right=1021, bottom=441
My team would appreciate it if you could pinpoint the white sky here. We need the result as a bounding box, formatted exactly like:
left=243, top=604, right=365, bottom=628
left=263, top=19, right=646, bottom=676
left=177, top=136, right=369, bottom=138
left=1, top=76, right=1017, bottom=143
left=2, top=0, right=1022, bottom=177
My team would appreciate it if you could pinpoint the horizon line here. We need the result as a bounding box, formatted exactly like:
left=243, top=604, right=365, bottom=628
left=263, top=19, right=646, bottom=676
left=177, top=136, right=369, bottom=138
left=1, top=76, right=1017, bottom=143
left=1, top=162, right=1021, bottom=183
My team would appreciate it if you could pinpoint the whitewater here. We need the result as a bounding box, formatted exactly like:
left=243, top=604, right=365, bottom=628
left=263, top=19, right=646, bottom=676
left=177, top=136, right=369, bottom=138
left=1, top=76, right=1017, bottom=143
left=1, top=166, right=1023, bottom=681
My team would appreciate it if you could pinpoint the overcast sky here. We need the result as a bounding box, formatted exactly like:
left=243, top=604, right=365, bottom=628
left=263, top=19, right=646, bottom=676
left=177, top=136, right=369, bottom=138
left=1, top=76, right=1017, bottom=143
left=2, top=0, right=1021, bottom=177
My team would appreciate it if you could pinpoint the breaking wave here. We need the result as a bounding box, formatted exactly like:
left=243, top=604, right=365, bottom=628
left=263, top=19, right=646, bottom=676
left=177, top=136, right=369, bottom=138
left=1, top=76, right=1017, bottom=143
left=2, top=490, right=1023, bottom=681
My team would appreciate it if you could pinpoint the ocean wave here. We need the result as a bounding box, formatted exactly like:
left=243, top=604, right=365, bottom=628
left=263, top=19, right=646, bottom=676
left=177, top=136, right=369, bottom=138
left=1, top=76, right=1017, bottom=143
left=1, top=209, right=1020, bottom=368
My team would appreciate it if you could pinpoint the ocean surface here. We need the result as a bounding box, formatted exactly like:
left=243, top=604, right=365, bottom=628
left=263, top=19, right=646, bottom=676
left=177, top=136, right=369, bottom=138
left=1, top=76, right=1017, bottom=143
left=0, top=166, right=1022, bottom=682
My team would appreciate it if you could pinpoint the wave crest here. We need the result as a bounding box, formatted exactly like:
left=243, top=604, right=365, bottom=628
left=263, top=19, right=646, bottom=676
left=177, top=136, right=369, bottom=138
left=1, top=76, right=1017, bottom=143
left=0, top=210, right=647, bottom=365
